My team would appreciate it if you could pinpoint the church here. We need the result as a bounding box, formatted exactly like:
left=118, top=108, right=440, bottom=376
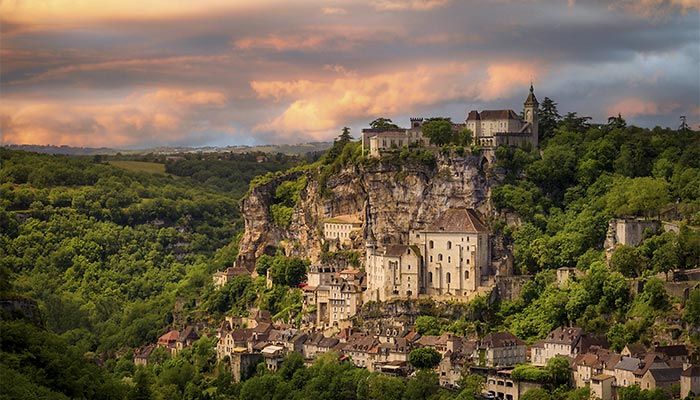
left=364, top=208, right=491, bottom=302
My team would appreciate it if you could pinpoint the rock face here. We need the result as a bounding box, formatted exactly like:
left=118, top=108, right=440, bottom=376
left=237, top=153, right=493, bottom=270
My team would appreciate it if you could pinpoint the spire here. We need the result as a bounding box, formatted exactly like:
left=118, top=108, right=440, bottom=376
left=524, top=83, right=538, bottom=107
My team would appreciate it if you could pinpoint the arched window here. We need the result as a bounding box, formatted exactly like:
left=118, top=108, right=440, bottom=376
left=448, top=256, right=451, bottom=263
left=429, top=272, right=433, bottom=283
left=429, top=240, right=434, bottom=249
left=438, top=254, right=443, bottom=261
left=447, top=241, right=452, bottom=249
left=446, top=272, right=451, bottom=284
left=465, top=270, right=469, bottom=279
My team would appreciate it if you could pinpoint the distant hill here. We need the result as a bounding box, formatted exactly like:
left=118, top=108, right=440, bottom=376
left=3, top=141, right=333, bottom=156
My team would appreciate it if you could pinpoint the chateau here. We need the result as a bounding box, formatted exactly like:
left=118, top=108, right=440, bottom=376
left=361, top=84, right=539, bottom=157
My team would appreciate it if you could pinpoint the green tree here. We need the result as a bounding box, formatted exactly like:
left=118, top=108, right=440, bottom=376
left=408, top=348, right=442, bottom=370
left=366, top=374, right=405, bottom=400
left=683, top=288, right=700, bottom=326
left=403, top=369, right=440, bottom=400
left=369, top=117, right=399, bottom=131
left=610, top=245, right=646, bottom=277
left=421, top=118, right=454, bottom=146
left=520, top=388, right=551, bottom=400
left=537, top=97, right=561, bottom=142
left=546, top=356, right=571, bottom=387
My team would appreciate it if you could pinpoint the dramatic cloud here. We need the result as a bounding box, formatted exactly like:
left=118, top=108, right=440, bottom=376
left=1, top=0, right=697, bottom=147
left=1, top=89, right=234, bottom=148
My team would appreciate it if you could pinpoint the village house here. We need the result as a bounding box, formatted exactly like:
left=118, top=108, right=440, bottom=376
left=484, top=369, right=544, bottom=400
left=304, top=267, right=365, bottom=328
left=653, top=344, right=689, bottom=364
left=572, top=346, right=621, bottom=388
left=531, top=326, right=603, bottom=366
left=175, top=326, right=199, bottom=353
left=261, top=345, right=286, bottom=372
left=681, top=365, right=700, bottom=399
left=475, top=332, right=527, bottom=368
left=212, top=263, right=249, bottom=288
left=640, top=367, right=683, bottom=392
left=590, top=373, right=615, bottom=400
left=157, top=330, right=180, bottom=355
left=133, top=344, right=155, bottom=366
left=612, top=354, right=670, bottom=388
left=302, top=333, right=340, bottom=359
left=323, top=215, right=363, bottom=245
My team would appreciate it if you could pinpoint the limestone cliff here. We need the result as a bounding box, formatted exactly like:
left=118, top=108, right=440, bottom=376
left=237, top=153, right=495, bottom=270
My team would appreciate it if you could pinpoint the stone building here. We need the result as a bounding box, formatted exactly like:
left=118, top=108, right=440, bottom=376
left=681, top=365, right=700, bottom=399
left=604, top=218, right=661, bottom=250
left=323, top=215, right=363, bottom=245
left=364, top=208, right=490, bottom=302
left=466, top=84, right=539, bottom=149
left=361, top=85, right=538, bottom=158
left=365, top=244, right=421, bottom=301
left=303, top=267, right=365, bottom=328
left=475, top=332, right=527, bottom=368
left=411, top=208, right=490, bottom=298
left=531, top=326, right=602, bottom=366
left=484, top=370, right=543, bottom=400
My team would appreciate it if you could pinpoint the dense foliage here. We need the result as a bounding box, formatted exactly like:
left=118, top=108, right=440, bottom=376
left=163, top=153, right=301, bottom=197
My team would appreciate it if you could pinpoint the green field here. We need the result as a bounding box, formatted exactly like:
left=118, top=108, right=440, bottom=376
left=108, top=160, right=167, bottom=175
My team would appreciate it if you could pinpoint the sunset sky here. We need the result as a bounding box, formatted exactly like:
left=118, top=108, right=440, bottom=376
left=1, top=0, right=698, bottom=149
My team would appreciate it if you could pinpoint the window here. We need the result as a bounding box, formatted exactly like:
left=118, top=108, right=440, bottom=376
left=430, top=256, right=433, bottom=262
left=465, top=270, right=469, bottom=279
left=448, top=256, right=451, bottom=263
left=466, top=259, right=470, bottom=264
left=447, top=241, right=452, bottom=249
left=429, top=240, right=434, bottom=249
left=429, top=272, right=433, bottom=283
left=446, top=272, right=451, bottom=284
left=438, top=254, right=443, bottom=261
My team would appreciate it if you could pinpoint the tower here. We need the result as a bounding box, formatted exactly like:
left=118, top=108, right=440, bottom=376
left=523, top=84, right=539, bottom=148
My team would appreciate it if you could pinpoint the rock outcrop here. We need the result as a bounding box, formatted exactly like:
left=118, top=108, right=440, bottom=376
left=237, top=153, right=493, bottom=270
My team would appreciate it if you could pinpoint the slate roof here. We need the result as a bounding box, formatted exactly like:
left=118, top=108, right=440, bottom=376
left=654, top=344, right=688, bottom=358
left=466, top=110, right=481, bottom=121
left=615, top=356, right=641, bottom=371
left=480, top=332, right=525, bottom=348
left=545, top=326, right=583, bottom=346
left=648, top=367, right=682, bottom=383
left=424, top=208, right=488, bottom=233
left=479, top=110, right=521, bottom=120
left=682, top=365, right=700, bottom=377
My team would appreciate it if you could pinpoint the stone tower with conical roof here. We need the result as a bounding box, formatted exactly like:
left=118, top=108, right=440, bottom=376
left=523, top=84, right=539, bottom=148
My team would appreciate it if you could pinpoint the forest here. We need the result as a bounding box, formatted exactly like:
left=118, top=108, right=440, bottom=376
left=1, top=103, right=699, bottom=399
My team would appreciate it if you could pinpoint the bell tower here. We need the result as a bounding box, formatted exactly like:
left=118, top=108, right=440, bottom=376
left=523, top=83, right=539, bottom=148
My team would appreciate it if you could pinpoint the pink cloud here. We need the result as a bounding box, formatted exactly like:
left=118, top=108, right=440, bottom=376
left=1, top=89, right=231, bottom=148
left=321, top=7, right=347, bottom=15
left=606, top=97, right=681, bottom=118
left=371, top=0, right=451, bottom=11
left=479, top=62, right=540, bottom=101
left=251, top=63, right=483, bottom=140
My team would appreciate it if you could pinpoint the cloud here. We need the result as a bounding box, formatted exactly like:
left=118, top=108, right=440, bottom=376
left=606, top=97, right=680, bottom=118
left=1, top=89, right=232, bottom=148
left=371, top=0, right=451, bottom=11
left=251, top=63, right=482, bottom=139
left=479, top=62, right=539, bottom=101
left=321, top=7, right=347, bottom=15
left=608, top=0, right=700, bottom=17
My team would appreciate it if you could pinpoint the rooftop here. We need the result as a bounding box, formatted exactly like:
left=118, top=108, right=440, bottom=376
left=423, top=208, right=488, bottom=234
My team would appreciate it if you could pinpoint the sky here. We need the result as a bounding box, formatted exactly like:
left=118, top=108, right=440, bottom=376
left=1, top=0, right=699, bottom=149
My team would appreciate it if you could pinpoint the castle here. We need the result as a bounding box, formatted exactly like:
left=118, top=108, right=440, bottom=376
left=361, top=85, right=539, bottom=157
